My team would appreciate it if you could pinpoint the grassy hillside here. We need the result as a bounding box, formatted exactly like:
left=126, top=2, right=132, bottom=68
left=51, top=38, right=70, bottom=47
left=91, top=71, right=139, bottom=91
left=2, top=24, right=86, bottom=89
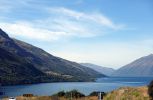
left=103, top=86, right=149, bottom=100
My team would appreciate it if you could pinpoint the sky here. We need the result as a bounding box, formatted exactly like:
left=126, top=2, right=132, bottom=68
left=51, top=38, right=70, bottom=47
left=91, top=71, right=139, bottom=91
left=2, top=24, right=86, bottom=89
left=0, top=0, right=153, bottom=69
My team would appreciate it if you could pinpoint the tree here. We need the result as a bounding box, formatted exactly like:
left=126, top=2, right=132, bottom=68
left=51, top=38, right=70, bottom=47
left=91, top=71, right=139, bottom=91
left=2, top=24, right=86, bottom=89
left=89, top=91, right=99, bottom=96
left=57, top=91, right=65, bottom=97
left=65, top=90, right=85, bottom=98
left=148, top=80, right=153, bottom=100
left=89, top=91, right=106, bottom=99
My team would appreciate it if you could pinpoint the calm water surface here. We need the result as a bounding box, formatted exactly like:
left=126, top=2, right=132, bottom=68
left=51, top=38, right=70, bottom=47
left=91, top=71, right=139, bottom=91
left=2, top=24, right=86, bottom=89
left=1, top=77, right=153, bottom=98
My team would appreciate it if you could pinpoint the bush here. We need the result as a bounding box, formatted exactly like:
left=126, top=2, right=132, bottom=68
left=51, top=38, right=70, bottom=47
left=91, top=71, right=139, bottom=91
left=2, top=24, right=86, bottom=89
left=53, top=90, right=85, bottom=98
left=65, top=89, right=85, bottom=98
left=53, top=91, right=65, bottom=97
left=148, top=80, right=153, bottom=100
left=89, top=91, right=106, bottom=99
left=89, top=91, right=99, bottom=96
left=56, top=91, right=65, bottom=97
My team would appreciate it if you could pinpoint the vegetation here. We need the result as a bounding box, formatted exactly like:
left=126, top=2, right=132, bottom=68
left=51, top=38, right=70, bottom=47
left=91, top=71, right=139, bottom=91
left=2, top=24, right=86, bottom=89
left=53, top=90, right=85, bottom=98
left=148, top=80, right=153, bottom=100
left=2, top=86, right=151, bottom=100
left=2, top=96, right=98, bottom=100
left=2, top=90, right=96, bottom=100
left=103, top=86, right=149, bottom=100
left=53, top=91, right=65, bottom=97
left=89, top=91, right=106, bottom=97
left=89, top=91, right=99, bottom=96
left=65, top=90, right=85, bottom=98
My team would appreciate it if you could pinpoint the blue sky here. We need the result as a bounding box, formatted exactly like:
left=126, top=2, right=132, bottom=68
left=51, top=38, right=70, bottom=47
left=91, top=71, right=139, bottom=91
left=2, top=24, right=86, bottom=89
left=0, top=0, right=153, bottom=69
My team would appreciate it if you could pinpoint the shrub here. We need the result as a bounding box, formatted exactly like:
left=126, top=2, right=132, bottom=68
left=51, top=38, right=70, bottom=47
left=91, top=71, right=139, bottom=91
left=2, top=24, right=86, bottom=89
left=148, top=80, right=153, bottom=100
left=65, top=89, right=85, bottom=98
left=53, top=91, right=65, bottom=97
left=57, top=91, right=66, bottom=97
left=89, top=91, right=106, bottom=99
left=89, top=91, right=99, bottom=96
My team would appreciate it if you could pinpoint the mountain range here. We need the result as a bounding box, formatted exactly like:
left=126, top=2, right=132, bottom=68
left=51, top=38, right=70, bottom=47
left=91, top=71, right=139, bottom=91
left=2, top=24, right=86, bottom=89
left=80, top=63, right=115, bottom=76
left=0, top=28, right=105, bottom=85
left=112, top=54, right=153, bottom=77
left=1, top=28, right=153, bottom=86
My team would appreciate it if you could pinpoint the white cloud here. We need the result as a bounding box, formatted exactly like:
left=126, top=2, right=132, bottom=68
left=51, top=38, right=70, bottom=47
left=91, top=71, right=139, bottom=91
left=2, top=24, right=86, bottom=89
left=0, top=7, right=124, bottom=41
left=48, top=7, right=124, bottom=30
left=0, top=22, right=67, bottom=41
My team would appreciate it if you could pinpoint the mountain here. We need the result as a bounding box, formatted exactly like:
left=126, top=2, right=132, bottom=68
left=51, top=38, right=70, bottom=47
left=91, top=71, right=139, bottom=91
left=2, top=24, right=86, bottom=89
left=0, top=47, right=50, bottom=85
left=112, top=54, right=153, bottom=77
left=80, top=63, right=115, bottom=76
left=0, top=28, right=105, bottom=85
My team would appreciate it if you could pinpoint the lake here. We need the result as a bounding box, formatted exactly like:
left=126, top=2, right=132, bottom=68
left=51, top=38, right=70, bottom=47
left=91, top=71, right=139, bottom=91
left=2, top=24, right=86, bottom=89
left=1, top=77, right=153, bottom=98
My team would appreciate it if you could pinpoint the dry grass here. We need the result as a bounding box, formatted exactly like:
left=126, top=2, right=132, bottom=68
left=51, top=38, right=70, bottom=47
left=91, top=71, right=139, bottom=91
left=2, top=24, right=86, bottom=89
left=2, top=86, right=150, bottom=100
left=103, top=86, right=150, bottom=100
left=2, top=96, right=98, bottom=100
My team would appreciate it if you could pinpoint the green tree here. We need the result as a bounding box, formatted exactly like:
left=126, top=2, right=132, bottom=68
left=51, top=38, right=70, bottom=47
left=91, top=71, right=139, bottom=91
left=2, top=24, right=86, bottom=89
left=57, top=91, right=65, bottom=97
left=65, top=89, right=85, bottom=98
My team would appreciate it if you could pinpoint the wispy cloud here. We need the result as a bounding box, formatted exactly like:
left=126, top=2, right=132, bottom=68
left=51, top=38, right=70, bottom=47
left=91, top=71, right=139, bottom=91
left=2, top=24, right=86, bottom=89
left=48, top=7, right=124, bottom=30
left=0, top=7, right=125, bottom=41
left=0, top=22, right=67, bottom=41
left=0, top=0, right=30, bottom=12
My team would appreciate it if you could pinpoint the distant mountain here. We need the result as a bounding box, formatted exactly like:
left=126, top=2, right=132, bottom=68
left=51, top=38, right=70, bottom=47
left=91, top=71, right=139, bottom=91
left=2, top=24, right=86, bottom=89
left=0, top=28, right=105, bottom=85
left=80, top=63, right=115, bottom=76
left=112, top=54, right=153, bottom=77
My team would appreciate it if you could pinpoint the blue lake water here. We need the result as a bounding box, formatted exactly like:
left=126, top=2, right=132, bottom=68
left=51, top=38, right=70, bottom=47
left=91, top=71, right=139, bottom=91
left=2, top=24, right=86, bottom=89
left=1, top=77, right=153, bottom=98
